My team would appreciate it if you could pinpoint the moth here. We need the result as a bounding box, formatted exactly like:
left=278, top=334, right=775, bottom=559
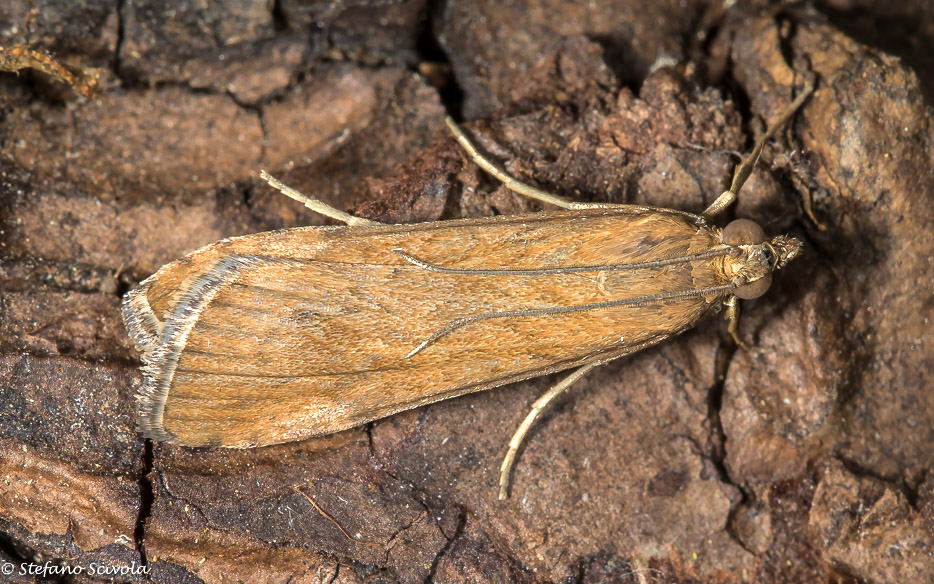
left=123, top=84, right=811, bottom=499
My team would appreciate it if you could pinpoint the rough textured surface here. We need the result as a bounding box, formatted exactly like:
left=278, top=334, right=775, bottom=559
left=809, top=459, right=934, bottom=582
left=0, top=1, right=932, bottom=582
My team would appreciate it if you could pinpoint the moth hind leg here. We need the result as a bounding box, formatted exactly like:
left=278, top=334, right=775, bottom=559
left=260, top=170, right=381, bottom=226
left=499, top=362, right=598, bottom=500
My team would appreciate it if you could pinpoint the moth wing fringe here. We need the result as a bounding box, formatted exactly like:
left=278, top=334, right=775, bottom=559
left=123, top=254, right=266, bottom=445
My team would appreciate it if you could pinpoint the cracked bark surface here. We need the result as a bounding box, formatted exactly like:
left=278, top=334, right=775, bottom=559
left=1, top=1, right=933, bottom=583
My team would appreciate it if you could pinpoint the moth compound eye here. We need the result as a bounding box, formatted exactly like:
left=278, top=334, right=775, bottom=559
left=734, top=273, right=772, bottom=299
left=722, top=219, right=766, bottom=245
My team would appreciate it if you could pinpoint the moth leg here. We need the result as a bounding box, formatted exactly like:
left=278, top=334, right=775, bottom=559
left=702, top=82, right=814, bottom=221
left=447, top=117, right=605, bottom=211
left=448, top=117, right=695, bottom=214
left=260, top=170, right=381, bottom=227
left=800, top=186, right=828, bottom=231
left=499, top=362, right=598, bottom=500
left=724, top=295, right=749, bottom=350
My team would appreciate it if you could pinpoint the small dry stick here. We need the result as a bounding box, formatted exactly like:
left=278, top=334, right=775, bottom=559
left=0, top=46, right=100, bottom=98
left=295, top=488, right=381, bottom=546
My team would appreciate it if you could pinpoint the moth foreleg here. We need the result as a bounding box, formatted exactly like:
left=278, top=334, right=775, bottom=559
left=260, top=170, right=381, bottom=226
left=702, top=81, right=814, bottom=221
left=724, top=295, right=749, bottom=350
left=499, top=362, right=598, bottom=500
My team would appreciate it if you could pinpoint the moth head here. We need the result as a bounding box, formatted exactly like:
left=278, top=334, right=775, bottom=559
left=721, top=219, right=803, bottom=300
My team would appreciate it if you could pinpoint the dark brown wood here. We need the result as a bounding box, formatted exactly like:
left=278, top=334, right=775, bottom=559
left=2, top=1, right=933, bottom=582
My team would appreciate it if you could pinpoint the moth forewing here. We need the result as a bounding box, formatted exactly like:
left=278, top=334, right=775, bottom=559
left=123, top=208, right=740, bottom=448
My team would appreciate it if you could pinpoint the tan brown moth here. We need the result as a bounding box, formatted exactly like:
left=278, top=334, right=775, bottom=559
left=123, top=83, right=811, bottom=499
